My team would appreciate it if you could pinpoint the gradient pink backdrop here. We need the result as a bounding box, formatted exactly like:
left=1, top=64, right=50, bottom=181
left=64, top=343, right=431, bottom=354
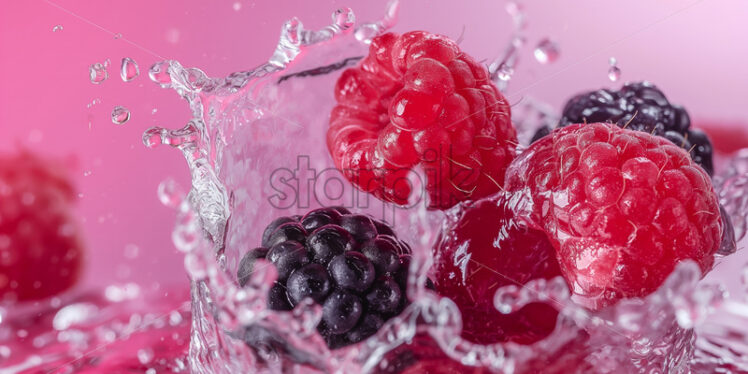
left=1, top=0, right=747, bottom=294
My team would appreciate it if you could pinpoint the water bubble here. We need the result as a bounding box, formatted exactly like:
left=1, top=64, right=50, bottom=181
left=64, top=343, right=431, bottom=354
left=89, top=62, right=108, bottom=84
left=149, top=61, right=172, bottom=88
left=608, top=66, right=621, bottom=82
left=86, top=98, right=101, bottom=109
left=0, top=346, right=9, bottom=359
left=534, top=38, right=560, bottom=64
left=505, top=2, right=526, bottom=30
left=496, top=63, right=515, bottom=82
left=111, top=106, right=131, bottom=125
left=104, top=283, right=141, bottom=302
left=608, top=57, right=621, bottom=82
left=52, top=24, right=63, bottom=32
left=137, top=348, right=154, bottom=364
left=333, top=8, right=355, bottom=30
left=124, top=243, right=140, bottom=259
left=120, top=57, right=140, bottom=82
left=53, top=303, right=99, bottom=330
left=158, top=178, right=185, bottom=208
left=169, top=310, right=183, bottom=326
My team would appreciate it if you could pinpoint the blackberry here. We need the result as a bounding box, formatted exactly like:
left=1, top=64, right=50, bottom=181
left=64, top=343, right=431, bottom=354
left=533, top=81, right=714, bottom=175
left=238, top=207, right=422, bottom=349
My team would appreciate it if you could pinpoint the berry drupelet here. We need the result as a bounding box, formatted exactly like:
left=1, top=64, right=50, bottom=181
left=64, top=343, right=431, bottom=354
left=533, top=81, right=714, bottom=175
left=237, top=207, right=419, bottom=349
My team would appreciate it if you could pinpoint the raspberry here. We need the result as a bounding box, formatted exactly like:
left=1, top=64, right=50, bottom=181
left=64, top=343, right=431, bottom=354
left=508, top=123, right=723, bottom=309
left=328, top=31, right=517, bottom=209
left=0, top=152, right=84, bottom=302
left=533, top=81, right=714, bottom=175
left=432, top=193, right=561, bottom=344
left=237, top=207, right=422, bottom=349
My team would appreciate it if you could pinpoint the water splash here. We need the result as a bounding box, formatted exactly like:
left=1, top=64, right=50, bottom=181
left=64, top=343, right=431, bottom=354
left=714, top=149, right=748, bottom=242
left=489, top=2, right=528, bottom=91
left=89, top=62, right=108, bottom=84
left=111, top=106, right=131, bottom=125
left=133, top=4, right=748, bottom=374
left=121, top=57, right=140, bottom=82
left=354, top=0, right=399, bottom=44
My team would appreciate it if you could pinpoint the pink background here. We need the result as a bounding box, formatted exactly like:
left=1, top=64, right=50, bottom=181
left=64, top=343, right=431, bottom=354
left=1, top=0, right=747, bottom=293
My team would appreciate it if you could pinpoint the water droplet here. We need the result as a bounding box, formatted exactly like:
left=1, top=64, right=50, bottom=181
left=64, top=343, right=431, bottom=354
left=89, top=63, right=108, bottom=84
left=103, top=58, right=111, bottom=68
left=114, top=32, right=122, bottom=40
left=151, top=108, right=158, bottom=115
left=333, top=8, right=355, bottom=30
left=111, top=106, right=131, bottom=125
left=534, top=38, right=560, bottom=64
left=496, top=63, right=514, bottom=82
left=52, top=25, right=63, bottom=32
left=0, top=346, right=10, bottom=359
left=137, top=348, right=154, bottom=364
left=86, top=98, right=102, bottom=109
left=165, top=28, right=180, bottom=44
left=120, top=57, right=140, bottom=82
left=608, top=57, right=621, bottom=82
left=53, top=303, right=99, bottom=330
left=105, top=283, right=140, bottom=302
left=169, top=310, right=183, bottom=326
left=608, top=65, right=621, bottom=82
left=124, top=244, right=140, bottom=259
left=505, top=2, right=526, bottom=30
left=148, top=62, right=172, bottom=88
left=158, top=178, right=185, bottom=208
left=232, top=2, right=241, bottom=11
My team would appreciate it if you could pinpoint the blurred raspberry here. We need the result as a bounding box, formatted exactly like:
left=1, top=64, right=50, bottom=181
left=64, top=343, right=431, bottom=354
left=0, top=151, right=84, bottom=302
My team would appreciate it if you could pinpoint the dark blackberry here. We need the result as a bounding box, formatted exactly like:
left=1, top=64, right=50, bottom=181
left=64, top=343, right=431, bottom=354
left=238, top=209, right=424, bottom=350
left=533, top=81, right=714, bottom=175
left=301, top=207, right=342, bottom=232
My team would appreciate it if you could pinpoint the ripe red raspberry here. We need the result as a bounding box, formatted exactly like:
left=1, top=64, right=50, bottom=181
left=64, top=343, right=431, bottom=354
left=432, top=193, right=562, bottom=344
left=0, top=152, right=84, bottom=302
left=506, top=122, right=723, bottom=309
left=328, top=31, right=517, bottom=209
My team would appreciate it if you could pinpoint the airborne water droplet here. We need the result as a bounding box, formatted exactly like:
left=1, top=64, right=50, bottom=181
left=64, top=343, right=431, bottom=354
left=157, top=178, right=185, bottom=208
left=534, top=38, right=560, bottom=64
left=111, top=106, right=131, bottom=125
left=89, top=63, right=108, bottom=84
left=120, top=57, right=140, bottom=82
left=52, top=25, right=63, bottom=32
left=608, top=66, right=621, bottom=82
left=137, top=348, right=154, bottom=364
left=114, top=33, right=122, bottom=40
left=148, top=62, right=172, bottom=88
left=608, top=57, right=621, bottom=82
left=333, top=8, right=355, bottom=30
left=496, top=63, right=514, bottom=81
left=86, top=98, right=101, bottom=109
